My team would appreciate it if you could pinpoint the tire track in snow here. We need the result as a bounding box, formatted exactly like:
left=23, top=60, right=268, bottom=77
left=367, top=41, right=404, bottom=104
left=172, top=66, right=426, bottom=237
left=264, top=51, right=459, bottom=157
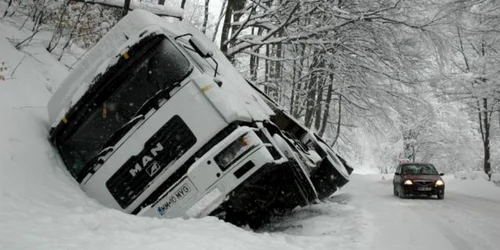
left=408, top=192, right=500, bottom=250
left=344, top=174, right=500, bottom=250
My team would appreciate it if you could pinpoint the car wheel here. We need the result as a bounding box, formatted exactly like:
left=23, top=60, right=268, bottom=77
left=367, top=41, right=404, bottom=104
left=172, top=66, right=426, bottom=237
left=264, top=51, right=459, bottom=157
left=393, top=185, right=399, bottom=196
left=437, top=193, right=444, bottom=200
left=398, top=188, right=406, bottom=199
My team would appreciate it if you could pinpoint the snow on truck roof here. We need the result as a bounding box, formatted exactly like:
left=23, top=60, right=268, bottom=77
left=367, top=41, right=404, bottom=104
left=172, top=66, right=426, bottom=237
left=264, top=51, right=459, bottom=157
left=47, top=9, right=273, bottom=127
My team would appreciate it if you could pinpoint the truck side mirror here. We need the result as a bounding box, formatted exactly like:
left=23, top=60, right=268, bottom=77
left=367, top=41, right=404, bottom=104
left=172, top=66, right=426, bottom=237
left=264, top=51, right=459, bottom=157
left=189, top=36, right=219, bottom=77
left=189, top=36, right=214, bottom=58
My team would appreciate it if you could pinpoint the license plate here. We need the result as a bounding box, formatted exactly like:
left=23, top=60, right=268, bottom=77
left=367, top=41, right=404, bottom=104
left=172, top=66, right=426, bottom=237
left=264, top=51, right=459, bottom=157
left=157, top=183, right=192, bottom=216
left=418, top=187, right=432, bottom=191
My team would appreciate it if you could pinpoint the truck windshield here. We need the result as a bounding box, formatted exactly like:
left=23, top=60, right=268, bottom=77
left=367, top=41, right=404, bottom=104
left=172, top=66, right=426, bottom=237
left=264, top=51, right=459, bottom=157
left=57, top=37, right=192, bottom=178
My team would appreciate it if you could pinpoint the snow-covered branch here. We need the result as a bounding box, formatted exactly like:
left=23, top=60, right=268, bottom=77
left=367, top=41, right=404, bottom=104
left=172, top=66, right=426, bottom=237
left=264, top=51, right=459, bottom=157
left=79, top=0, right=183, bottom=18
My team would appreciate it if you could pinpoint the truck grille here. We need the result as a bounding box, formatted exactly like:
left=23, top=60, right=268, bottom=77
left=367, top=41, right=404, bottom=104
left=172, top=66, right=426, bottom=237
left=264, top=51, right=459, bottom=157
left=106, top=115, right=196, bottom=208
left=131, top=123, right=239, bottom=215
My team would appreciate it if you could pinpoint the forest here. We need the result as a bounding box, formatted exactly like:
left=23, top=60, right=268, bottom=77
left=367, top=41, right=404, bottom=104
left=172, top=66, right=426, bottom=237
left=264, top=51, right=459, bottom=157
left=3, top=0, right=499, bottom=176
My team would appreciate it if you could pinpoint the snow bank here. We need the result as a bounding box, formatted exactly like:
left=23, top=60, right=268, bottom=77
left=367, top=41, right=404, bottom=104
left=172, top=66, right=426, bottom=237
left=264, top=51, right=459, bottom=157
left=446, top=177, right=500, bottom=202
left=453, top=170, right=489, bottom=181
left=492, top=173, right=500, bottom=187
left=352, top=166, right=379, bottom=175
left=443, top=171, right=500, bottom=201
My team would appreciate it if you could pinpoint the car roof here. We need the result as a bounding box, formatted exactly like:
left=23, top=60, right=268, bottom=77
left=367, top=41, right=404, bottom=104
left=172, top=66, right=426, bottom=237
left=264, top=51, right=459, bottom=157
left=400, top=163, right=436, bottom=168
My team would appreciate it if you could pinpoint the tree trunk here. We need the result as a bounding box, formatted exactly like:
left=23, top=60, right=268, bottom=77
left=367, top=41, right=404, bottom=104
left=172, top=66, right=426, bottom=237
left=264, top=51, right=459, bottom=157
left=202, top=0, right=210, bottom=34
left=158, top=0, right=165, bottom=5
left=412, top=145, right=416, bottom=162
left=220, top=0, right=245, bottom=59
left=313, top=57, right=326, bottom=130
left=292, top=44, right=306, bottom=118
left=181, top=0, right=187, bottom=9
left=212, top=0, right=227, bottom=42
left=304, top=52, right=320, bottom=128
left=290, top=54, right=297, bottom=114
left=249, top=28, right=262, bottom=81
left=220, top=2, right=233, bottom=56
left=314, top=78, right=325, bottom=131
left=264, top=44, right=270, bottom=94
left=480, top=98, right=491, bottom=178
left=304, top=81, right=317, bottom=128
left=122, top=0, right=131, bottom=16
left=275, top=28, right=283, bottom=102
left=331, top=94, right=342, bottom=147
left=268, top=43, right=276, bottom=98
left=319, top=79, right=333, bottom=136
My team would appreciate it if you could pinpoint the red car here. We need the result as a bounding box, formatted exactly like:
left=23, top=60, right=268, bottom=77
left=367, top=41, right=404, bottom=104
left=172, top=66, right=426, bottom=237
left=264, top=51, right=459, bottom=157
left=393, top=162, right=445, bottom=199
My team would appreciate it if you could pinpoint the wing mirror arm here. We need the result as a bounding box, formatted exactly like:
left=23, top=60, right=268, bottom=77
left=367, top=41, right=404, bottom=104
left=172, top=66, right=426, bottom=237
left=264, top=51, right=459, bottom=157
left=188, top=36, right=219, bottom=78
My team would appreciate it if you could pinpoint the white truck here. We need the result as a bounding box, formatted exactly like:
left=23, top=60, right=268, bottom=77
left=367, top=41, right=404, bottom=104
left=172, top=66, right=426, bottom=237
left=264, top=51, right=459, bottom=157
left=47, top=9, right=352, bottom=228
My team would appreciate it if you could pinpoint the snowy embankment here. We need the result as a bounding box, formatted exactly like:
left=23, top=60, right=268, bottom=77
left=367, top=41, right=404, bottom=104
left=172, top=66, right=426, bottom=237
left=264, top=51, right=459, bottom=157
left=446, top=171, right=500, bottom=200
left=0, top=4, right=372, bottom=250
left=453, top=170, right=500, bottom=186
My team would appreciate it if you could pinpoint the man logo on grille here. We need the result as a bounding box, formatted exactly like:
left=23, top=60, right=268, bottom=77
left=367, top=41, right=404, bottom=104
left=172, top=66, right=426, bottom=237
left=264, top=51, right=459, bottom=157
left=146, top=161, right=161, bottom=177
left=129, top=142, right=164, bottom=177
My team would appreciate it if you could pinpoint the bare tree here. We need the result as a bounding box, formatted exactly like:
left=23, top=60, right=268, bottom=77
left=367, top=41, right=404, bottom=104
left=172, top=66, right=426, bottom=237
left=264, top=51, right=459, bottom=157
left=439, top=0, right=500, bottom=178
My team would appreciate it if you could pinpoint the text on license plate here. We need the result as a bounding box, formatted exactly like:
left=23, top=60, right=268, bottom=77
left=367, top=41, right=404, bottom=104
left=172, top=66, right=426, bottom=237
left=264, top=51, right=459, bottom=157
left=418, top=187, right=432, bottom=191
left=157, top=183, right=191, bottom=216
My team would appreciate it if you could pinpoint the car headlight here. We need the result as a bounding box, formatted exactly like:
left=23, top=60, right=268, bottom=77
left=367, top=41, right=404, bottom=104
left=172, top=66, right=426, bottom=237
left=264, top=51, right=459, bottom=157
left=435, top=180, right=444, bottom=186
left=214, top=133, right=258, bottom=170
left=404, top=180, right=413, bottom=185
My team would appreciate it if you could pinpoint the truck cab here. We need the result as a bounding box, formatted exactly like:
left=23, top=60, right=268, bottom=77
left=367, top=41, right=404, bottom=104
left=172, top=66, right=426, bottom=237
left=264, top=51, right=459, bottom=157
left=47, top=9, right=351, bottom=227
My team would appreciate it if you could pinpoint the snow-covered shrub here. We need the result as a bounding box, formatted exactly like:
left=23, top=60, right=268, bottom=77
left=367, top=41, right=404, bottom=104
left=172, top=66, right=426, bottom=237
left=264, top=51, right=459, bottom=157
left=45, top=2, right=120, bottom=50
left=10, top=0, right=120, bottom=52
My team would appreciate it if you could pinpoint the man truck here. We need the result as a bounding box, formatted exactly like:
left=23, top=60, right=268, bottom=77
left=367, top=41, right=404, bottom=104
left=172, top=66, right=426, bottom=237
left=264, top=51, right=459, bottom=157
left=47, top=9, right=352, bottom=228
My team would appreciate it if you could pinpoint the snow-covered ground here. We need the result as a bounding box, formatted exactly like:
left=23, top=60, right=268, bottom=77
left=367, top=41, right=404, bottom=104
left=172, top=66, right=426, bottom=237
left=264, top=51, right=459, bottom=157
left=2, top=3, right=500, bottom=250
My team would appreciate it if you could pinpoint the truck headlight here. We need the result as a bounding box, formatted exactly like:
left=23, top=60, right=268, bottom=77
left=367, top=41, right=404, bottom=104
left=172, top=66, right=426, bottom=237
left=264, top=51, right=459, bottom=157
left=186, top=187, right=223, bottom=218
left=215, top=133, right=257, bottom=170
left=435, top=180, right=444, bottom=186
left=404, top=180, right=413, bottom=185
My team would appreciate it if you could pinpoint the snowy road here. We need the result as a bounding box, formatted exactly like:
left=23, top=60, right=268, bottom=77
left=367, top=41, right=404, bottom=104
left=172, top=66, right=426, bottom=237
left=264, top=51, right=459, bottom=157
left=341, top=174, right=500, bottom=250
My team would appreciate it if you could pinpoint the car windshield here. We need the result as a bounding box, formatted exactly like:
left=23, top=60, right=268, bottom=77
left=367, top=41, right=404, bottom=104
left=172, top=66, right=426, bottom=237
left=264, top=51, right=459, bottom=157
left=56, top=37, right=192, bottom=178
left=402, top=164, right=439, bottom=175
